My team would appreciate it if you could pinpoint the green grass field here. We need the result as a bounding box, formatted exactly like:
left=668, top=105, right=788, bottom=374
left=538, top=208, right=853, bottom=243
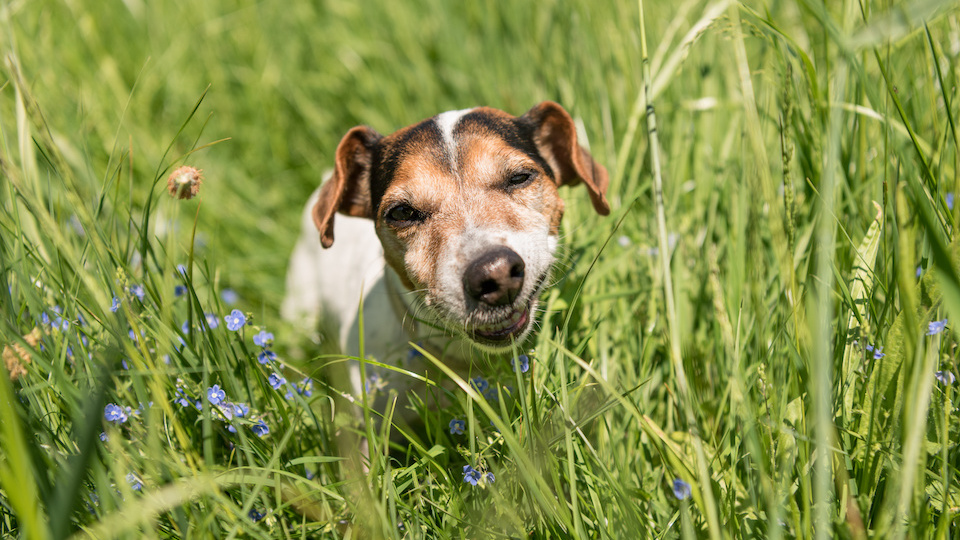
left=2, top=0, right=960, bottom=537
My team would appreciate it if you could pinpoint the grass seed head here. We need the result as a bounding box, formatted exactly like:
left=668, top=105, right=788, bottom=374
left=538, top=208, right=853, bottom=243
left=167, top=166, right=204, bottom=200
left=3, top=328, right=40, bottom=380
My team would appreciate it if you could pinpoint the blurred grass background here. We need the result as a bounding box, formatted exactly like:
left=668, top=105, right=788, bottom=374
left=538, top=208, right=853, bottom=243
left=2, top=0, right=960, bottom=537
left=3, top=0, right=645, bottom=314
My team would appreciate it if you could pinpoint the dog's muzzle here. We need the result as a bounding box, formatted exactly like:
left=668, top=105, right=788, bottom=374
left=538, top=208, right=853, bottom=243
left=462, top=247, right=533, bottom=344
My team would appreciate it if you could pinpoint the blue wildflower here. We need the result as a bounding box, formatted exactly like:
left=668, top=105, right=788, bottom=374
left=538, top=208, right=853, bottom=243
left=935, top=370, right=956, bottom=385
left=407, top=344, right=424, bottom=360
left=512, top=354, right=530, bottom=373
left=174, top=385, right=191, bottom=408
left=463, top=465, right=481, bottom=486
left=248, top=509, right=264, bottom=522
left=224, top=309, right=246, bottom=331
left=99, top=432, right=108, bottom=442
left=928, top=319, right=949, bottom=336
left=221, top=288, right=239, bottom=305
left=130, top=285, right=145, bottom=301
left=181, top=321, right=191, bottom=334
left=110, top=297, right=121, bottom=312
left=298, top=378, right=313, bottom=397
left=268, top=373, right=286, bottom=389
left=204, top=313, right=220, bottom=330
left=449, top=419, right=465, bottom=435
left=207, top=385, right=226, bottom=405
left=917, top=265, right=923, bottom=278
left=253, top=330, right=274, bottom=347
left=365, top=373, right=385, bottom=393
left=176, top=264, right=188, bottom=277
left=126, top=473, right=142, bottom=491
left=672, top=478, right=691, bottom=500
left=232, top=403, right=250, bottom=417
left=257, top=349, right=277, bottom=364
left=219, top=403, right=234, bottom=420
left=104, top=403, right=128, bottom=423
left=948, top=193, right=955, bottom=210
left=872, top=346, right=884, bottom=360
left=251, top=420, right=269, bottom=437
left=194, top=400, right=202, bottom=411
left=53, top=314, right=69, bottom=332
left=462, top=465, right=493, bottom=487
left=470, top=377, right=489, bottom=393
left=174, top=285, right=187, bottom=297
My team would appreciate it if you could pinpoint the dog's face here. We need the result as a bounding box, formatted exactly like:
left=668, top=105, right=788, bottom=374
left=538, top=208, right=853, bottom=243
left=313, top=102, right=609, bottom=352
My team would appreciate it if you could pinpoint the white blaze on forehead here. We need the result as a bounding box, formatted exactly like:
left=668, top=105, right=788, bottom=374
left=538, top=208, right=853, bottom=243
left=434, top=108, right=475, bottom=166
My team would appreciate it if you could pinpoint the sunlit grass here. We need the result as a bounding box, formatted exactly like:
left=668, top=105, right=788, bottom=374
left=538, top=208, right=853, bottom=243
left=2, top=0, right=960, bottom=537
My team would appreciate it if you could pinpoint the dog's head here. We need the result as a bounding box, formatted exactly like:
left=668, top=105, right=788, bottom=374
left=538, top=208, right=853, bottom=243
left=313, top=102, right=609, bottom=352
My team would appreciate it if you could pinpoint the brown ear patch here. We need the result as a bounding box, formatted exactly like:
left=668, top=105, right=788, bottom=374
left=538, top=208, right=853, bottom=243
left=520, top=101, right=610, bottom=215
left=312, top=126, right=382, bottom=248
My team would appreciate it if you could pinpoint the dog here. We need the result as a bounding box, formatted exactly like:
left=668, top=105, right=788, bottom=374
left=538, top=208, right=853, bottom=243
left=282, top=101, right=609, bottom=422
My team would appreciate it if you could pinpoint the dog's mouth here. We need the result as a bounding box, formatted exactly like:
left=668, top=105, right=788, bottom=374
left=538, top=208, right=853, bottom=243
left=464, top=271, right=548, bottom=348
left=471, top=305, right=531, bottom=343
left=409, top=255, right=552, bottom=352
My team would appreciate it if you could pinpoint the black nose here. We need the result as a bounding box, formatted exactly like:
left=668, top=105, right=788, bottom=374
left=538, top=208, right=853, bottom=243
left=463, top=247, right=525, bottom=307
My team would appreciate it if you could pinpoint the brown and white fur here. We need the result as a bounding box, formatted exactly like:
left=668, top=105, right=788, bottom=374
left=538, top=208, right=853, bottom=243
left=282, top=102, right=609, bottom=415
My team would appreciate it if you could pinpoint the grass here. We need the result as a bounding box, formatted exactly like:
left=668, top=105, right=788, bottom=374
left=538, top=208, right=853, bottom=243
left=1, top=0, right=960, bottom=537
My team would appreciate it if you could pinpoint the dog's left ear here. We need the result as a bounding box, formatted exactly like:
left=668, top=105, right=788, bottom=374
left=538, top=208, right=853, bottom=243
left=521, top=101, right=610, bottom=215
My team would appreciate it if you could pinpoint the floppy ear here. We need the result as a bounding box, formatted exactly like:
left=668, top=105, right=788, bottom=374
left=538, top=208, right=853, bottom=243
left=312, top=126, right=382, bottom=248
left=521, top=101, right=610, bottom=215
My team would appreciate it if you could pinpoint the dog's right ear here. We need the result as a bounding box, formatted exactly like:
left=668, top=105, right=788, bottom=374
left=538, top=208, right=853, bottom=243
left=312, top=126, right=382, bottom=248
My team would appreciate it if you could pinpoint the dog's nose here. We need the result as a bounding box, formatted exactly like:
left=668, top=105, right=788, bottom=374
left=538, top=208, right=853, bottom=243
left=463, top=247, right=525, bottom=307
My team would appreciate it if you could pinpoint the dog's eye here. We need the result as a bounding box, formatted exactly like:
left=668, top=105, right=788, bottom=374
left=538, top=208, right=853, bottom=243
left=507, top=172, right=533, bottom=188
left=385, top=204, right=422, bottom=225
